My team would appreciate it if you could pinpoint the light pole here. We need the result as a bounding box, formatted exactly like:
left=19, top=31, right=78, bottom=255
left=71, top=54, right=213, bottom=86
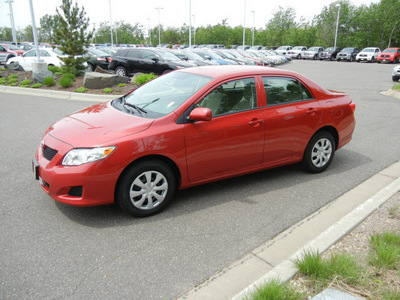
left=192, top=14, right=196, bottom=46
left=155, top=7, right=163, bottom=46
left=334, top=3, right=341, bottom=48
left=242, top=0, right=246, bottom=49
left=189, top=0, right=192, bottom=48
left=109, top=0, right=113, bottom=47
left=251, top=10, right=255, bottom=47
left=5, top=0, right=17, bottom=44
left=147, top=18, right=151, bottom=46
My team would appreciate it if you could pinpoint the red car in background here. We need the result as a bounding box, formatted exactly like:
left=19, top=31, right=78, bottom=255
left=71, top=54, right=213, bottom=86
left=377, top=48, right=400, bottom=63
left=33, top=66, right=356, bottom=217
left=0, top=43, right=25, bottom=56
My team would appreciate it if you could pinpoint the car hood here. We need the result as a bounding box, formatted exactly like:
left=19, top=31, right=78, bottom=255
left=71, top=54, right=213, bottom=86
left=47, top=101, right=154, bottom=147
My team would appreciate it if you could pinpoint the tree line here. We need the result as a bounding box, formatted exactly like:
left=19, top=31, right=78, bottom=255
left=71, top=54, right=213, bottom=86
left=0, top=0, right=398, bottom=50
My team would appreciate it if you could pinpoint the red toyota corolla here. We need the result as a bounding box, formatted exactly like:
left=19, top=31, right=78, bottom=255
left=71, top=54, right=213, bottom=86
left=33, top=66, right=356, bottom=217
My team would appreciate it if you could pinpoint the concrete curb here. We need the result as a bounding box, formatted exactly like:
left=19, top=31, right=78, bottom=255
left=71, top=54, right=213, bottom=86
left=0, top=85, right=120, bottom=102
left=380, top=89, right=400, bottom=100
left=178, top=161, right=400, bottom=300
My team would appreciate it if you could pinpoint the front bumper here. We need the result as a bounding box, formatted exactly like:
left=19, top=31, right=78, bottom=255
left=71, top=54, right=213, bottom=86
left=33, top=134, right=121, bottom=207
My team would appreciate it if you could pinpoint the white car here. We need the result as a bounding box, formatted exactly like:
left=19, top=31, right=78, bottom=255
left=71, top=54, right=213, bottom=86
left=287, top=46, right=307, bottom=59
left=275, top=46, right=293, bottom=55
left=392, top=65, right=400, bottom=82
left=356, top=47, right=381, bottom=63
left=7, top=48, right=64, bottom=71
left=302, top=47, right=324, bottom=60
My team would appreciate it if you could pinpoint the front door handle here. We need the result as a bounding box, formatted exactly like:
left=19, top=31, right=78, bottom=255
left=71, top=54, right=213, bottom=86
left=248, top=118, right=264, bottom=127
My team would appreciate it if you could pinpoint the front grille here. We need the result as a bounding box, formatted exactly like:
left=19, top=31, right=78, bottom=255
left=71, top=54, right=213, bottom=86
left=42, top=144, right=58, bottom=161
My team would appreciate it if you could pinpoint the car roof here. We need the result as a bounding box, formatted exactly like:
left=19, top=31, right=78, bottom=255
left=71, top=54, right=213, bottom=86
left=178, top=65, right=301, bottom=79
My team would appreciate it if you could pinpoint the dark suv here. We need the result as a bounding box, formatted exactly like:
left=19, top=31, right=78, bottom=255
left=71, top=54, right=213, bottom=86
left=336, top=47, right=359, bottom=62
left=108, top=48, right=196, bottom=76
left=319, top=47, right=341, bottom=61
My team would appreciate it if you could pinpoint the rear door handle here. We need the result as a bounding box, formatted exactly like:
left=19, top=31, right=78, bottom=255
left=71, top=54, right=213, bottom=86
left=306, top=108, right=318, bottom=116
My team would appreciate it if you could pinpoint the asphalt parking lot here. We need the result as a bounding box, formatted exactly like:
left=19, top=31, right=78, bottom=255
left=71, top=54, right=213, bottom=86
left=1, top=60, right=399, bottom=300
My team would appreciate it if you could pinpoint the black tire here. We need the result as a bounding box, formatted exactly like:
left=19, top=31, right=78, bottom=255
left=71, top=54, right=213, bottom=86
left=162, top=68, right=173, bottom=74
left=350, top=56, right=354, bottom=62
left=297, top=54, right=301, bottom=59
left=302, top=131, right=336, bottom=173
left=116, top=160, right=176, bottom=217
left=393, top=76, right=399, bottom=82
left=115, top=66, right=127, bottom=77
left=88, top=63, right=95, bottom=71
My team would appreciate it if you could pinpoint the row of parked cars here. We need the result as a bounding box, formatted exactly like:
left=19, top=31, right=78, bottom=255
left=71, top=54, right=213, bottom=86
left=278, top=45, right=400, bottom=63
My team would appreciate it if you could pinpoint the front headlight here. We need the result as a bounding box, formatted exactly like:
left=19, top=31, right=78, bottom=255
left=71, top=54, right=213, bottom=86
left=62, top=147, right=116, bottom=166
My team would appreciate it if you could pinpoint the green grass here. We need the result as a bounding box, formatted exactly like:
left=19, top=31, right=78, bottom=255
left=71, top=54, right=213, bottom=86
left=20, top=79, right=32, bottom=86
left=31, top=83, right=43, bottom=88
left=103, top=88, right=112, bottom=93
left=58, top=75, right=74, bottom=88
left=118, top=83, right=126, bottom=87
left=369, top=232, right=400, bottom=269
left=7, top=74, right=18, bottom=80
left=7, top=78, right=18, bottom=84
left=0, top=78, right=6, bottom=85
left=247, top=279, right=304, bottom=300
left=392, top=83, right=400, bottom=91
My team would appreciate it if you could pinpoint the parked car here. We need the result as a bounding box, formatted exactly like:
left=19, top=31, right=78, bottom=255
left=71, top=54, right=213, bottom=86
left=33, top=65, right=356, bottom=217
left=6, top=48, right=64, bottom=71
left=0, top=44, right=20, bottom=64
left=392, top=65, right=400, bottom=81
left=336, top=47, right=359, bottom=62
left=356, top=47, right=381, bottom=62
left=319, top=47, right=341, bottom=61
left=377, top=48, right=400, bottom=63
left=287, top=46, right=307, bottom=59
left=0, top=43, right=25, bottom=56
left=193, top=49, right=238, bottom=65
left=303, top=47, right=324, bottom=60
left=108, top=48, right=196, bottom=76
left=86, top=48, right=111, bottom=71
left=169, top=49, right=218, bottom=66
left=276, top=46, right=293, bottom=55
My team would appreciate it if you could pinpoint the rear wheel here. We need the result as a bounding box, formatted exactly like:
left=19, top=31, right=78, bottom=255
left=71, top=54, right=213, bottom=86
left=115, top=66, right=127, bottom=77
left=162, top=68, right=173, bottom=74
left=116, top=161, right=176, bottom=217
left=302, top=131, right=336, bottom=173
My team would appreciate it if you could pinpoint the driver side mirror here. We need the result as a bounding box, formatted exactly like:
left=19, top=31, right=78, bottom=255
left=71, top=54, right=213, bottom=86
left=189, top=107, right=212, bottom=122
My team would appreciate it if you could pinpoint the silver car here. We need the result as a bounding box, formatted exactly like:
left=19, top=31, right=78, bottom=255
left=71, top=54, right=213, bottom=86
left=303, top=47, right=324, bottom=60
left=392, top=65, right=400, bottom=82
left=287, top=46, right=307, bottom=59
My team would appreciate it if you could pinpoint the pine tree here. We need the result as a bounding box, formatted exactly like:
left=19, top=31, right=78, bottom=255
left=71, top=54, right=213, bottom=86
left=53, top=0, right=93, bottom=75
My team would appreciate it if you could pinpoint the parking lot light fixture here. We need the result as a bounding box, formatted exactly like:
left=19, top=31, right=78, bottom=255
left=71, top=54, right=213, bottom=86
left=243, top=0, right=246, bottom=49
left=156, top=7, right=164, bottom=46
left=334, top=3, right=341, bottom=48
left=251, top=11, right=255, bottom=47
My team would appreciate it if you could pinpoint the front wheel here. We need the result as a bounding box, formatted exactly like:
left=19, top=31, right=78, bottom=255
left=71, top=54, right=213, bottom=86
left=302, top=131, right=336, bottom=173
left=116, top=161, right=176, bottom=217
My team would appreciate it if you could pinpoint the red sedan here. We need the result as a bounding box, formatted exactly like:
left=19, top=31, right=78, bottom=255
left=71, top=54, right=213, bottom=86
left=33, top=66, right=356, bottom=217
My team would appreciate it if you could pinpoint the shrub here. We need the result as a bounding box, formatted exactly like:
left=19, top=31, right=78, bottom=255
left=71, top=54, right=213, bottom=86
left=7, top=74, right=18, bottom=79
left=48, top=66, right=62, bottom=73
left=9, top=83, right=17, bottom=86
left=31, top=83, right=43, bottom=88
left=0, top=78, right=6, bottom=85
left=43, top=76, right=55, bottom=87
left=118, top=83, right=126, bottom=87
left=134, top=73, right=157, bottom=85
left=75, top=87, right=88, bottom=93
left=55, top=72, right=63, bottom=76
left=103, top=88, right=112, bottom=93
left=58, top=75, right=73, bottom=88
left=20, top=79, right=32, bottom=86
left=7, top=78, right=18, bottom=84
left=62, top=73, right=76, bottom=81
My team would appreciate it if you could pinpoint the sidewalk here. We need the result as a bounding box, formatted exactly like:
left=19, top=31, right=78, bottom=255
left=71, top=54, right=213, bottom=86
left=178, top=161, right=400, bottom=300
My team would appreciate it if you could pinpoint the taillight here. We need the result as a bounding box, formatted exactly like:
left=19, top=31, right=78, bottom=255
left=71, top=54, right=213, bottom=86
left=109, top=58, right=113, bottom=62
left=350, top=103, right=356, bottom=112
left=97, top=57, right=107, bottom=61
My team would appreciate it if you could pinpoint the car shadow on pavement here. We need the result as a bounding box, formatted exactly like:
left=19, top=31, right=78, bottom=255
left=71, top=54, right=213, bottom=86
left=54, top=148, right=372, bottom=228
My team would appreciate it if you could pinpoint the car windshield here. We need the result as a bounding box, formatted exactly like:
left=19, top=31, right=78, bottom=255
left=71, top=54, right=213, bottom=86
left=183, top=51, right=205, bottom=60
left=277, top=46, right=286, bottom=50
left=52, top=48, right=64, bottom=55
left=362, top=48, right=374, bottom=52
left=309, top=47, right=319, bottom=51
left=383, top=49, right=396, bottom=53
left=121, top=71, right=213, bottom=118
left=152, top=50, right=180, bottom=61
left=326, top=48, right=335, bottom=51
left=341, top=48, right=354, bottom=52
left=88, top=48, right=109, bottom=56
left=293, top=47, right=304, bottom=50
left=5, top=44, right=20, bottom=50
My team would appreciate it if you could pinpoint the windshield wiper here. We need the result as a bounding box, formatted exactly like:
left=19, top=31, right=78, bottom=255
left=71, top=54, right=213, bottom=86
left=121, top=97, right=147, bottom=116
